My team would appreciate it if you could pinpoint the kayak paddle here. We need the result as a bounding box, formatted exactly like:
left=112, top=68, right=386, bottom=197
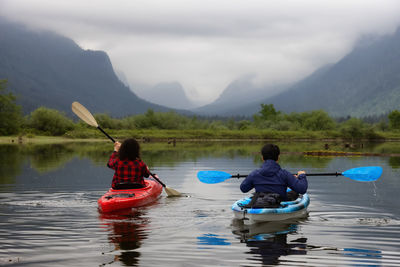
left=71, top=101, right=181, bottom=197
left=71, top=101, right=116, bottom=142
left=197, top=166, right=382, bottom=184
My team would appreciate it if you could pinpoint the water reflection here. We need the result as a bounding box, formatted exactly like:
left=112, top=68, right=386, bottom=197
left=197, top=233, right=231, bottom=247
left=231, top=219, right=307, bottom=265
left=0, top=145, right=23, bottom=185
left=4, top=140, right=400, bottom=185
left=342, top=248, right=382, bottom=260
left=388, top=156, right=400, bottom=168
left=1, top=140, right=400, bottom=266
left=99, top=208, right=150, bottom=266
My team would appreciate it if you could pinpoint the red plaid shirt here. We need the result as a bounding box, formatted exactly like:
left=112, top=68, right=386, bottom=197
left=107, top=151, right=150, bottom=188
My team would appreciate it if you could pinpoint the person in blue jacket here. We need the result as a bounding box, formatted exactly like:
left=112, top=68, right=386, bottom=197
left=240, top=144, right=307, bottom=207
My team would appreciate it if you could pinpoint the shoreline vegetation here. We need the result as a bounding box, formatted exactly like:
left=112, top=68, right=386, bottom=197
left=2, top=80, right=400, bottom=143
left=1, top=128, right=400, bottom=145
left=3, top=133, right=400, bottom=158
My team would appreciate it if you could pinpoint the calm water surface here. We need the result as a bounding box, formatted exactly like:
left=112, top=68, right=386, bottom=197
left=0, top=141, right=400, bottom=266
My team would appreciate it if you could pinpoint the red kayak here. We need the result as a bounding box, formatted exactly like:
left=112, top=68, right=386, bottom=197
left=98, top=179, right=163, bottom=213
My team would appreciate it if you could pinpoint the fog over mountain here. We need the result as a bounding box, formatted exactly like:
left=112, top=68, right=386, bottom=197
left=261, top=28, right=400, bottom=117
left=193, top=27, right=400, bottom=117
left=133, top=82, right=197, bottom=110
left=0, top=18, right=172, bottom=117
left=2, top=15, right=400, bottom=119
left=2, top=0, right=400, bottom=105
left=194, top=26, right=400, bottom=117
left=194, top=78, right=289, bottom=116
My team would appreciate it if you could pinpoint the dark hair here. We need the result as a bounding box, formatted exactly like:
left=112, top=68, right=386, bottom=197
left=119, top=138, right=140, bottom=161
left=261, top=144, right=280, bottom=161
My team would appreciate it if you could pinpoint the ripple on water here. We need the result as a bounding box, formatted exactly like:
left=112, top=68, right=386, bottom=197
left=1, top=192, right=98, bottom=209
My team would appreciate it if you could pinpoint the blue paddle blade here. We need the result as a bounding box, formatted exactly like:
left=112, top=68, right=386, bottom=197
left=342, top=166, right=382, bottom=182
left=197, top=171, right=232, bottom=184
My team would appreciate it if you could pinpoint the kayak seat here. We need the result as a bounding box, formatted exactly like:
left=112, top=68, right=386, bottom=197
left=113, top=183, right=145, bottom=190
left=242, top=192, right=282, bottom=209
left=287, top=190, right=299, bottom=201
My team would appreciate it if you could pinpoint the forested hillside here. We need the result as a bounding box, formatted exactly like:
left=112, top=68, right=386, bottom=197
left=2, top=17, right=400, bottom=119
left=0, top=19, right=169, bottom=117
left=199, top=28, right=400, bottom=117
left=262, top=28, right=400, bottom=117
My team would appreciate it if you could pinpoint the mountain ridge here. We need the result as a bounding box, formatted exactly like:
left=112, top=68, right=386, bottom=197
left=2, top=17, right=400, bottom=119
left=0, top=18, right=172, bottom=117
left=133, top=81, right=196, bottom=110
left=193, top=78, right=288, bottom=116
left=239, top=29, right=400, bottom=117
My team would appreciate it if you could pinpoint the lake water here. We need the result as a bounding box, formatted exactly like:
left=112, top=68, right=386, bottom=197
left=0, top=141, right=400, bottom=266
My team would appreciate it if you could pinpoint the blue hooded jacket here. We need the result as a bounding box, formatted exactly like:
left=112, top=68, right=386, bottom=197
left=240, top=160, right=308, bottom=200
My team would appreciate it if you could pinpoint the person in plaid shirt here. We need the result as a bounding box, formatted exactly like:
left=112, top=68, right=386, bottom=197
left=107, top=138, right=151, bottom=189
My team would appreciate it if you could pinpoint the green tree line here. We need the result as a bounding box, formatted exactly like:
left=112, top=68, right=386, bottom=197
left=2, top=80, right=400, bottom=139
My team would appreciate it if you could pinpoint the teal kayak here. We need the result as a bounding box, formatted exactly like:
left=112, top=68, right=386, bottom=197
left=232, top=193, right=310, bottom=224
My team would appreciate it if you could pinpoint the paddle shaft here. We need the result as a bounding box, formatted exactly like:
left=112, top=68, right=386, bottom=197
left=97, top=126, right=165, bottom=187
left=231, top=174, right=248, bottom=178
left=306, top=172, right=341, bottom=176
left=99, top=122, right=169, bottom=189
left=98, top=126, right=165, bottom=184
left=150, top=172, right=166, bottom=187
left=98, top=123, right=169, bottom=188
left=72, top=101, right=181, bottom=196
left=98, top=126, right=116, bottom=143
left=198, top=166, right=381, bottom=184
left=230, top=172, right=341, bottom=178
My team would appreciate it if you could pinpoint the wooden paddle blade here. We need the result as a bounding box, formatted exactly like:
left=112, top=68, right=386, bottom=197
left=71, top=101, right=98, bottom=127
left=150, top=173, right=181, bottom=197
left=342, top=166, right=382, bottom=182
left=197, top=170, right=232, bottom=184
left=165, top=186, right=181, bottom=197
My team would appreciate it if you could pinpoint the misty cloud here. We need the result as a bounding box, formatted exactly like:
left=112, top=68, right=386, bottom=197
left=1, top=0, right=400, bottom=104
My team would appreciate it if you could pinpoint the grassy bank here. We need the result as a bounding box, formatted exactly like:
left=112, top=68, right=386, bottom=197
left=61, top=128, right=343, bottom=141
left=0, top=136, right=108, bottom=144
left=2, top=128, right=400, bottom=144
left=65, top=128, right=400, bottom=141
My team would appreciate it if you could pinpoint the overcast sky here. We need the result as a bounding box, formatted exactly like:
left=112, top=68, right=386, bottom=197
left=1, top=0, right=400, bottom=105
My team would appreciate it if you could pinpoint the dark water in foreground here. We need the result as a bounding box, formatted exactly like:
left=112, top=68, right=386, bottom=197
left=0, top=141, right=400, bottom=266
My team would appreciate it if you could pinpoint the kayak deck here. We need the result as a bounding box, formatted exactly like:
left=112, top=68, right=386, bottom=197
left=232, top=193, right=310, bottom=224
left=98, top=179, right=162, bottom=213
